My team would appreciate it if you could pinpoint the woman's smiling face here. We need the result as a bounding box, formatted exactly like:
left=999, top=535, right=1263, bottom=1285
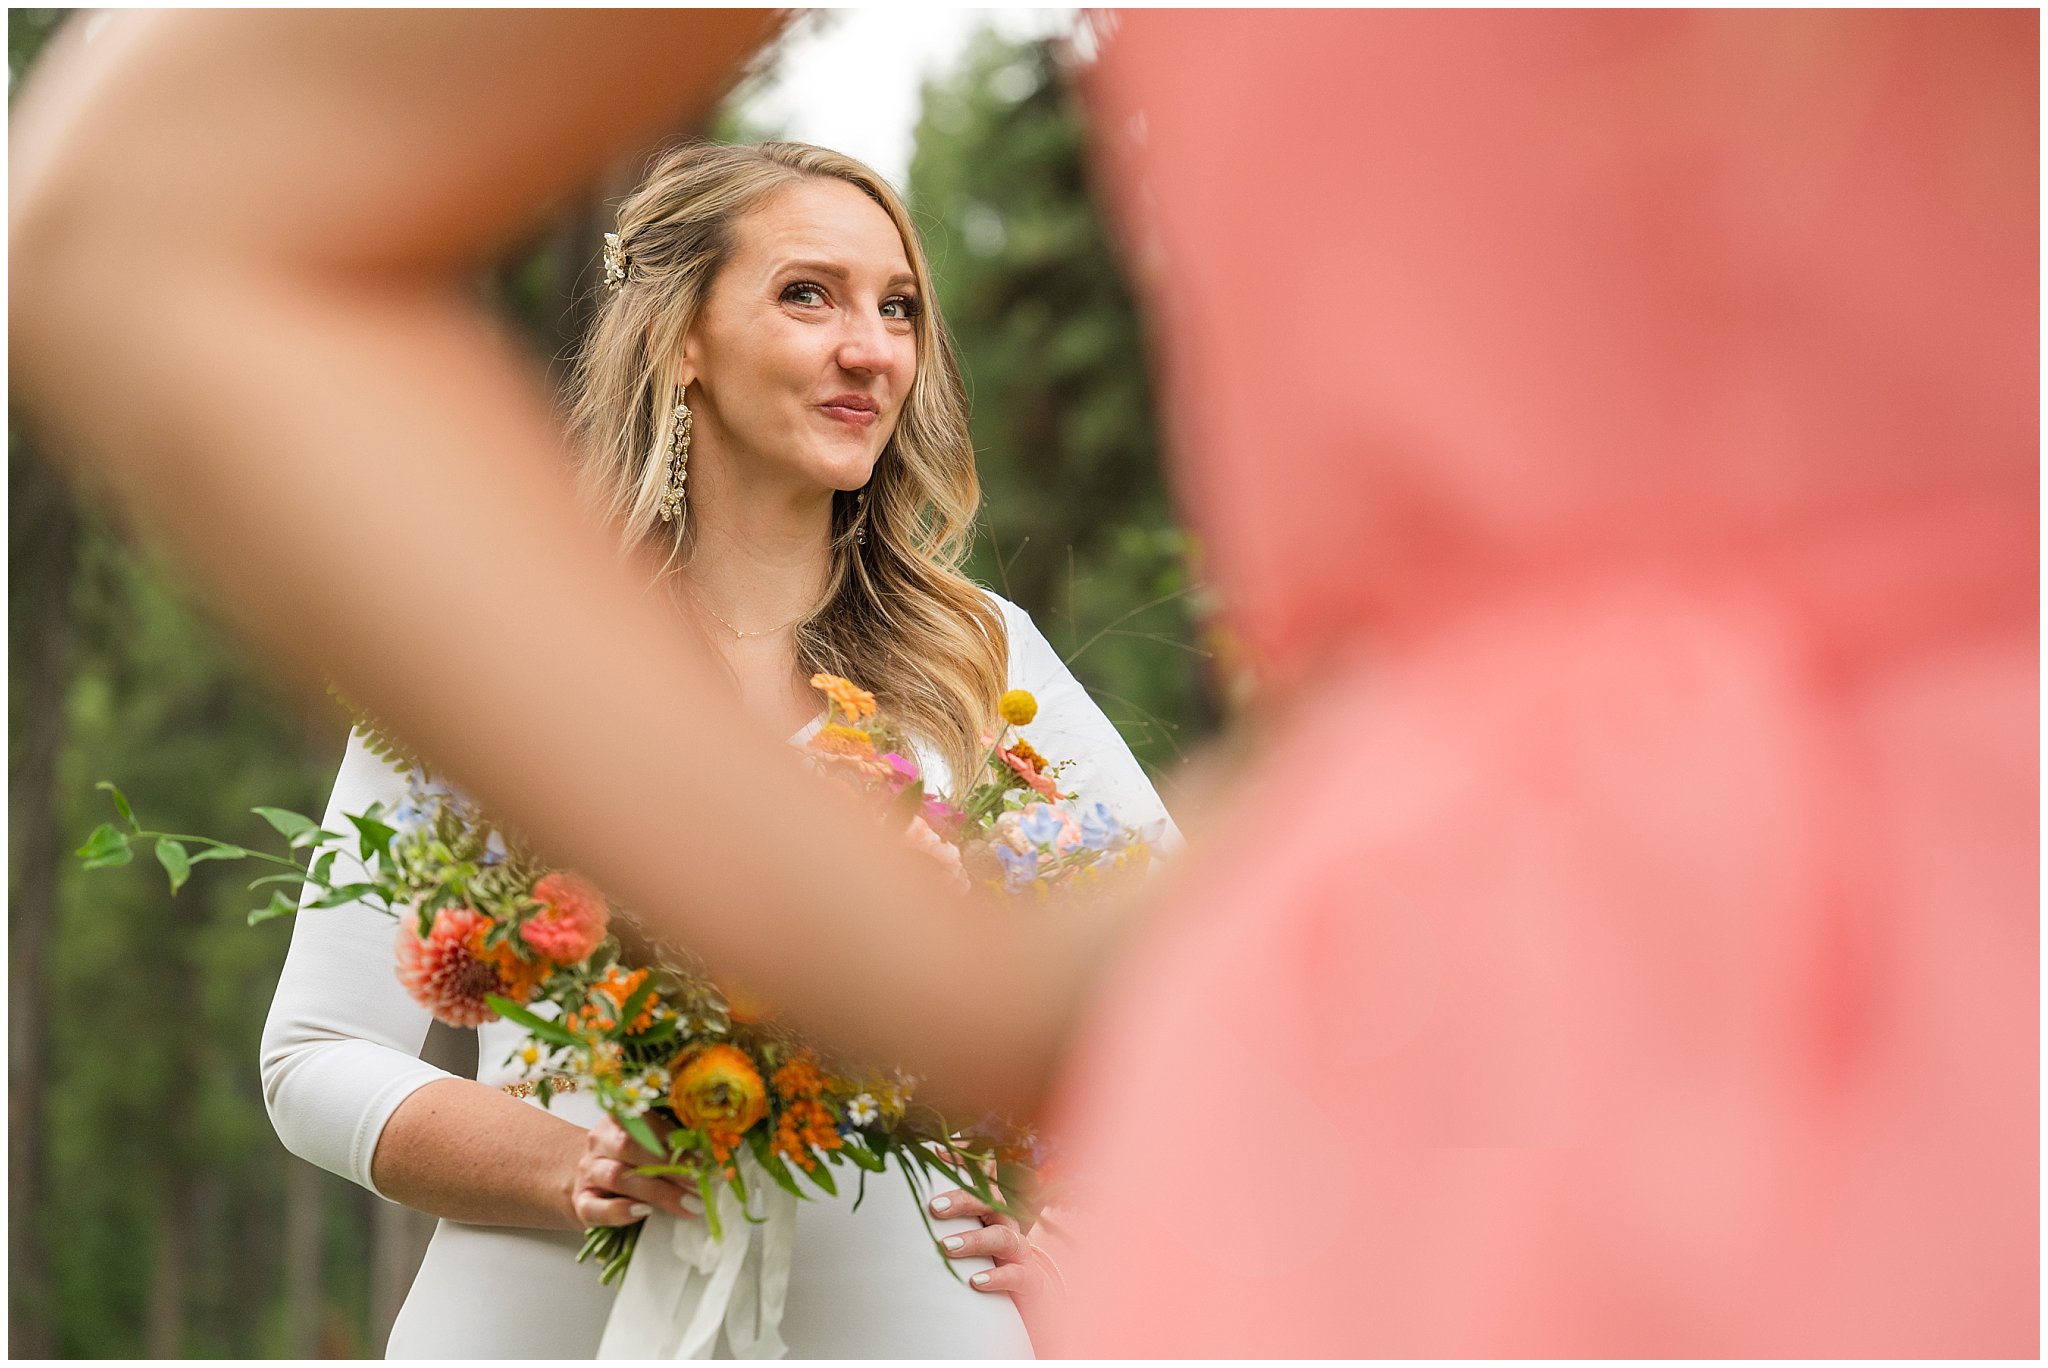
left=677, top=177, right=921, bottom=497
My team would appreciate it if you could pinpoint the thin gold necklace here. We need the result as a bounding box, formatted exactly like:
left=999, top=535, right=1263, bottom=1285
left=687, top=588, right=805, bottom=640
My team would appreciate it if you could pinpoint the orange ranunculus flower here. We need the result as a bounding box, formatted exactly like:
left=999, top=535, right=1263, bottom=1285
left=669, top=1044, right=768, bottom=1158
left=809, top=673, right=877, bottom=723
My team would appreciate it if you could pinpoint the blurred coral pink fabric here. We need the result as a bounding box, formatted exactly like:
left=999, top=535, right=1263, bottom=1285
left=1051, top=10, right=2036, bottom=1355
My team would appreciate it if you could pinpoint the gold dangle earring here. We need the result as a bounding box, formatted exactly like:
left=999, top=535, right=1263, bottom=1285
left=657, top=388, right=692, bottom=525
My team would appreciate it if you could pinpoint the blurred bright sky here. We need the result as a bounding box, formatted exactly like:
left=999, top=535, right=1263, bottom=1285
left=732, top=8, right=1079, bottom=190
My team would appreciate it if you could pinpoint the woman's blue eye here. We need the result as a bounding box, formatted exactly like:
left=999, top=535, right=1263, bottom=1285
left=782, top=282, right=827, bottom=307
left=883, top=296, right=922, bottom=321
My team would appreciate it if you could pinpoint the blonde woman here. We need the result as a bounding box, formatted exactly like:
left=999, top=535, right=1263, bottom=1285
left=257, top=141, right=1175, bottom=1358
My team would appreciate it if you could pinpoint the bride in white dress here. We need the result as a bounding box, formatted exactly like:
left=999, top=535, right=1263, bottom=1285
left=258, top=139, right=1175, bottom=1358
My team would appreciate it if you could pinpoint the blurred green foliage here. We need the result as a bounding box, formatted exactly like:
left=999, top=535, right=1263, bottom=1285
left=911, top=32, right=1216, bottom=781
left=9, top=17, right=1208, bottom=1358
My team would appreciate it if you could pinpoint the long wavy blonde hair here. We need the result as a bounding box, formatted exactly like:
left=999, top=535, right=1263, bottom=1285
left=566, top=140, right=1005, bottom=784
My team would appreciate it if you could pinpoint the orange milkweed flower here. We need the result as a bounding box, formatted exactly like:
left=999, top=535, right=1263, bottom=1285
left=590, top=964, right=656, bottom=1034
left=771, top=1053, right=828, bottom=1100
left=773, top=1098, right=843, bottom=1172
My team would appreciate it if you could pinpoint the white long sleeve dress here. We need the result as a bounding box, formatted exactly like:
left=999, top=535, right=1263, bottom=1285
left=259, top=593, right=1179, bottom=1359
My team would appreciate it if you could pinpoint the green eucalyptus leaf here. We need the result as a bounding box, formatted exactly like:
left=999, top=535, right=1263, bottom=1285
left=248, top=889, right=299, bottom=926
left=154, top=838, right=192, bottom=894
left=306, top=881, right=380, bottom=909
left=76, top=823, right=134, bottom=869
left=347, top=812, right=399, bottom=866
left=187, top=844, right=251, bottom=864
left=96, top=781, right=137, bottom=831
left=253, top=806, right=319, bottom=841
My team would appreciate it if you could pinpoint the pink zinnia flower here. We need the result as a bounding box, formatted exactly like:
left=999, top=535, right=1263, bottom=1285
left=520, top=870, right=609, bottom=964
left=920, top=796, right=966, bottom=841
left=394, top=906, right=530, bottom=1027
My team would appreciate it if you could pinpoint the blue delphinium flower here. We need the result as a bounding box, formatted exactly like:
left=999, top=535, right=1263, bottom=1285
left=1079, top=801, right=1123, bottom=852
left=994, top=844, right=1039, bottom=891
left=1018, top=804, right=1065, bottom=849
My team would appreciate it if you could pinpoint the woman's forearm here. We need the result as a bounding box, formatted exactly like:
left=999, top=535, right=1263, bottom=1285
left=9, top=10, right=1097, bottom=1118
left=371, top=1079, right=584, bottom=1229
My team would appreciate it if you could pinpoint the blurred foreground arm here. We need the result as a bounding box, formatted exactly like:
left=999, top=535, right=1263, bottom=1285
left=10, top=10, right=1101, bottom=1116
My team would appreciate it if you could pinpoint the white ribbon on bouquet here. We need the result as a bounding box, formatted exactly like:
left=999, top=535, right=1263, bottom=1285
left=597, top=1154, right=800, bottom=1360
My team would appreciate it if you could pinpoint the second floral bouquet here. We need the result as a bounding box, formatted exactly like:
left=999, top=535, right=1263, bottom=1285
left=79, top=673, right=1157, bottom=1283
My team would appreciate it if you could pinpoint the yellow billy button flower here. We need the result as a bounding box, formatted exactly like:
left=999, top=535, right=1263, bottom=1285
left=668, top=1044, right=768, bottom=1158
left=998, top=688, right=1038, bottom=727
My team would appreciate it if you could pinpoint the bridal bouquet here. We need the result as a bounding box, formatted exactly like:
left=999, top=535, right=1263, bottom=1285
left=77, top=674, right=1154, bottom=1287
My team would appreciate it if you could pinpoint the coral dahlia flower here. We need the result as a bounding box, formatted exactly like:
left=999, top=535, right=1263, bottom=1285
left=394, top=906, right=543, bottom=1027
left=520, top=870, right=609, bottom=964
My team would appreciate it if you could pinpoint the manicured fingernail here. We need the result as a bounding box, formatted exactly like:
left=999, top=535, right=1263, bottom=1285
left=930, top=1196, right=952, bottom=1214
left=971, top=1272, right=991, bottom=1287
left=943, top=1235, right=965, bottom=1251
left=629, top=1203, right=653, bottom=1218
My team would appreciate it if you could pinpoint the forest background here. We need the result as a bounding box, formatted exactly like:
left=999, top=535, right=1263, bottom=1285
left=8, top=11, right=1217, bottom=1357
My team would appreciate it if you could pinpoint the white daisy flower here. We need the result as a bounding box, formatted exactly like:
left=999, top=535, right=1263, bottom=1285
left=847, top=1093, right=880, bottom=1127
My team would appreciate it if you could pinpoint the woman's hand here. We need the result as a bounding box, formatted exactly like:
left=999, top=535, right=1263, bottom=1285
left=928, top=1188, right=1064, bottom=1311
left=571, top=1115, right=704, bottom=1227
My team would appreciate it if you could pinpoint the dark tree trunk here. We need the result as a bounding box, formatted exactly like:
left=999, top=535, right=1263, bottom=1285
left=283, top=1157, right=325, bottom=1357
left=7, top=444, right=78, bottom=1359
left=144, top=1180, right=189, bottom=1359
